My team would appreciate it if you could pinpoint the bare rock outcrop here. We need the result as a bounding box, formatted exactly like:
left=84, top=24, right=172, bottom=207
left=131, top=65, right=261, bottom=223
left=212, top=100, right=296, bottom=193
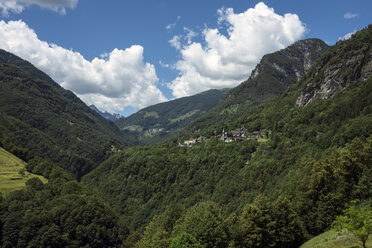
left=296, top=27, right=372, bottom=107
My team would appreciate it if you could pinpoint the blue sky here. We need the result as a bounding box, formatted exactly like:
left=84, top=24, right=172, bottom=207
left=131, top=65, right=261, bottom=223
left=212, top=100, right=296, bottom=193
left=0, top=0, right=371, bottom=116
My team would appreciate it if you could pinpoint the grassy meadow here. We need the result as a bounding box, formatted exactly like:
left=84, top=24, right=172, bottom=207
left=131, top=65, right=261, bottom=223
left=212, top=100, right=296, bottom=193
left=0, top=147, right=47, bottom=195
left=301, top=229, right=372, bottom=248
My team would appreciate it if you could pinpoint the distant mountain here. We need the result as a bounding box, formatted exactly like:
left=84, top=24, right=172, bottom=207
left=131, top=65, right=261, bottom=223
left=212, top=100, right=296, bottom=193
left=187, top=38, right=329, bottom=133
left=0, top=49, right=136, bottom=179
left=89, top=105, right=121, bottom=121
left=114, top=88, right=229, bottom=144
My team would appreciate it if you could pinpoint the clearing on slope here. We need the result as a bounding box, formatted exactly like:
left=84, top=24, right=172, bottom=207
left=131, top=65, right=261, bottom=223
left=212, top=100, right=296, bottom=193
left=0, top=147, right=47, bottom=195
left=300, top=229, right=372, bottom=248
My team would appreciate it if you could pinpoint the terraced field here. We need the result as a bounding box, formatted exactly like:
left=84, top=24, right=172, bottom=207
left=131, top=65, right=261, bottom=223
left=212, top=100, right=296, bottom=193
left=0, top=147, right=47, bottom=195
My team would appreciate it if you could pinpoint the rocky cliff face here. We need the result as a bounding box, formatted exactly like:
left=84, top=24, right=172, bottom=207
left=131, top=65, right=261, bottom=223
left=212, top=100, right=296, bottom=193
left=296, top=25, right=372, bottom=107
left=250, top=38, right=329, bottom=85
left=186, top=39, right=329, bottom=133
left=222, top=38, right=329, bottom=107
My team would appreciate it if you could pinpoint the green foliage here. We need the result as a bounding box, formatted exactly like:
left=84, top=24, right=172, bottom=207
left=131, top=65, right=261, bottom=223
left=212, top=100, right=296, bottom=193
left=239, top=201, right=272, bottom=247
left=171, top=201, right=228, bottom=248
left=135, top=204, right=184, bottom=248
left=169, top=232, right=205, bottom=248
left=270, top=196, right=307, bottom=247
left=332, top=201, right=372, bottom=248
left=133, top=197, right=305, bottom=248
left=144, top=111, right=160, bottom=119
left=302, top=138, right=372, bottom=234
left=227, top=196, right=305, bottom=248
left=17, top=168, right=25, bottom=177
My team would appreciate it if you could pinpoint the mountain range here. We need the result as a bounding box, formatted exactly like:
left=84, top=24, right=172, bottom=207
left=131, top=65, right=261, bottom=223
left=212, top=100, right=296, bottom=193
left=0, top=25, right=371, bottom=248
left=113, top=38, right=328, bottom=145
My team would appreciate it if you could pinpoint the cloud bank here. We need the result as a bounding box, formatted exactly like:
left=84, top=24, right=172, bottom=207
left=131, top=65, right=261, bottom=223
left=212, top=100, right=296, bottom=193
left=0, top=20, right=166, bottom=112
left=168, top=2, right=306, bottom=98
left=0, top=0, right=78, bottom=15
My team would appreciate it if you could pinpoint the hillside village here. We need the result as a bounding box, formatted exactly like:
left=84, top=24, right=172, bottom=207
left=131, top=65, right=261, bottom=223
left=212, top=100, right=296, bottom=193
left=178, top=127, right=269, bottom=147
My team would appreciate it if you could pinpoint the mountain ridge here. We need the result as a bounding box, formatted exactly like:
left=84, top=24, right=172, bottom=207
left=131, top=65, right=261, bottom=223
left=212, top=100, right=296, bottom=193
left=184, top=38, right=329, bottom=135
left=0, top=49, right=136, bottom=178
left=114, top=88, right=229, bottom=144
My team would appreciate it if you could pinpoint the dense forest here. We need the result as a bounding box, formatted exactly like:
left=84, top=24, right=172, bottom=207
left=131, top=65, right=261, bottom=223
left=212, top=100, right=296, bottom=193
left=0, top=25, right=371, bottom=247
left=0, top=159, right=129, bottom=247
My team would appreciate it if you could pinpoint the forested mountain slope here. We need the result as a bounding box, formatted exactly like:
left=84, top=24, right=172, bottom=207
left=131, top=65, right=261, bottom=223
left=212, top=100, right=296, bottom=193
left=82, top=25, right=372, bottom=247
left=0, top=159, right=129, bottom=247
left=185, top=38, right=329, bottom=133
left=0, top=49, right=136, bottom=179
left=115, top=89, right=228, bottom=144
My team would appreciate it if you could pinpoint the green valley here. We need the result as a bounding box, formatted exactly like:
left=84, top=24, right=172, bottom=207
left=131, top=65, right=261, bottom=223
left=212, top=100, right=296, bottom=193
left=0, top=24, right=371, bottom=248
left=115, top=89, right=228, bottom=144
left=82, top=25, right=372, bottom=247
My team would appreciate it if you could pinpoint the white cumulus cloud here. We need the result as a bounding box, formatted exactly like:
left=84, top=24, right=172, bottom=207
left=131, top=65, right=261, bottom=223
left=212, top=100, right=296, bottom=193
left=0, top=0, right=78, bottom=15
left=0, top=20, right=166, bottom=113
left=168, top=2, right=306, bottom=98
